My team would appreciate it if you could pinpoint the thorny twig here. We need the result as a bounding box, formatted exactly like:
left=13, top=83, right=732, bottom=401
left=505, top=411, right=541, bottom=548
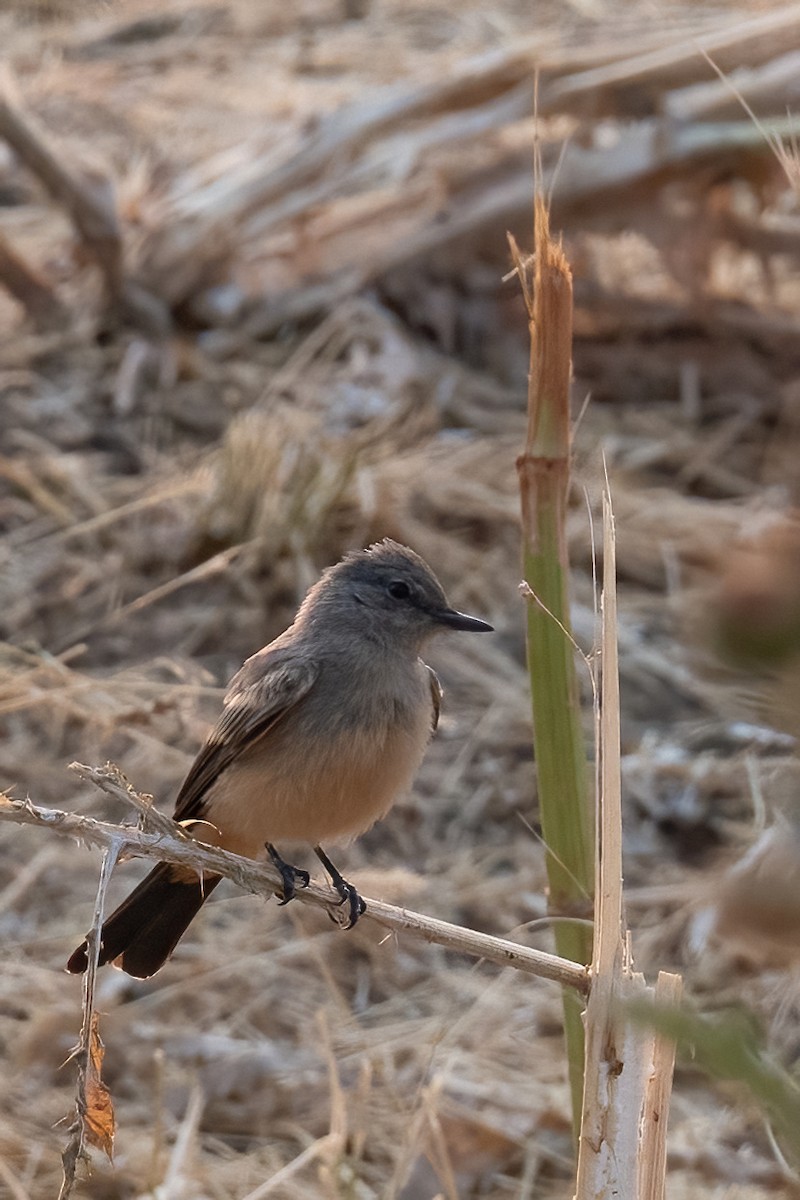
left=1, top=762, right=590, bottom=993
left=59, top=841, right=121, bottom=1199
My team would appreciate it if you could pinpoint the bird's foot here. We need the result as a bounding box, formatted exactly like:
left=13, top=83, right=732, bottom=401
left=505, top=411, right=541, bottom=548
left=266, top=843, right=310, bottom=905
left=314, top=845, right=366, bottom=929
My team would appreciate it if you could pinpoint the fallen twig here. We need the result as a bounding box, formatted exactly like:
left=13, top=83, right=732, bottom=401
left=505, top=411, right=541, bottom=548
left=547, top=2, right=800, bottom=108
left=0, top=72, right=169, bottom=334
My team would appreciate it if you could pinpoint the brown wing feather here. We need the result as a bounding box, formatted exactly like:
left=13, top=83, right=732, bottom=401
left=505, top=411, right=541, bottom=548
left=173, top=650, right=318, bottom=824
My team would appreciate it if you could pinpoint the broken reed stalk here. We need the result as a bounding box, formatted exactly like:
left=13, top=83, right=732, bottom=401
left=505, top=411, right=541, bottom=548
left=575, top=486, right=631, bottom=1190
left=512, top=198, right=594, bottom=1135
left=574, top=490, right=681, bottom=1200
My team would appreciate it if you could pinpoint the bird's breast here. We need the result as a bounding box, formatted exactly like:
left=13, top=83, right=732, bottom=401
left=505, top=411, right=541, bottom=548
left=202, top=658, right=434, bottom=856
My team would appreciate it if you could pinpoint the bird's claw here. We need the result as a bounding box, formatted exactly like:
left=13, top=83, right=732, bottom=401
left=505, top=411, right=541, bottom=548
left=266, top=843, right=310, bottom=906
left=327, top=880, right=366, bottom=929
left=314, top=844, right=366, bottom=929
left=276, top=869, right=310, bottom=906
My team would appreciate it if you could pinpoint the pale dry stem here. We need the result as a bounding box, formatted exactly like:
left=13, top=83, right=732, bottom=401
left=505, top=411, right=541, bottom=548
left=575, top=488, right=681, bottom=1200
left=58, top=840, right=121, bottom=1200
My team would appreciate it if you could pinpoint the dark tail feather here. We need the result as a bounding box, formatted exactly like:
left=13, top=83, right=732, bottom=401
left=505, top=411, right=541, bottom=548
left=66, top=864, right=222, bottom=979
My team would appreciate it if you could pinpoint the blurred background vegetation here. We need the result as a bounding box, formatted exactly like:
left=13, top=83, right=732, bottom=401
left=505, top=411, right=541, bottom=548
left=2, top=1, right=800, bottom=1196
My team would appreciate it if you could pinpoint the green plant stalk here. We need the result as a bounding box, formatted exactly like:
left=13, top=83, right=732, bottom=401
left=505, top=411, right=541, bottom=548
left=513, top=203, right=594, bottom=1137
left=521, top=480, right=594, bottom=1135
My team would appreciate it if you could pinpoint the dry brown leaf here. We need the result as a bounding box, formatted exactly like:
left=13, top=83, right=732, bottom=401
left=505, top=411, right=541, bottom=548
left=83, top=1014, right=115, bottom=1161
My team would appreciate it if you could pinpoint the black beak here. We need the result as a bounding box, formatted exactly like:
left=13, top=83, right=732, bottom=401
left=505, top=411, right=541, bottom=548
left=434, top=608, right=493, bottom=633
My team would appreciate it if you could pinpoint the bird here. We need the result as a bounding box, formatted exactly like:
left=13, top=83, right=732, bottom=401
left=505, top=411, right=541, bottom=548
left=67, top=539, right=493, bottom=978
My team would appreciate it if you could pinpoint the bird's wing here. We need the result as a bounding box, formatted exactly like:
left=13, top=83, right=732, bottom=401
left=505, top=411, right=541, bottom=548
left=173, top=649, right=318, bottom=824
left=427, top=666, right=443, bottom=732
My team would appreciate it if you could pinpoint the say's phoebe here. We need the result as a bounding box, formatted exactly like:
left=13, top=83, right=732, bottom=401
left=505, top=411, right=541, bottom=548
left=67, top=540, right=492, bottom=978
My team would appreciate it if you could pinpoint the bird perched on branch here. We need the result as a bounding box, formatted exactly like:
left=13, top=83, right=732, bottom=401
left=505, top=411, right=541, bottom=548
left=67, top=539, right=492, bottom=978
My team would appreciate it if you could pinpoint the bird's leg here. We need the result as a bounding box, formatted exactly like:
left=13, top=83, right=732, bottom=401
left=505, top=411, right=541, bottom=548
left=313, top=845, right=366, bottom=929
left=266, top=843, right=310, bottom=906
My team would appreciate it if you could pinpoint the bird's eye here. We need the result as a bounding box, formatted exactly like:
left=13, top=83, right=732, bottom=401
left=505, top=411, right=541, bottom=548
left=387, top=579, right=412, bottom=600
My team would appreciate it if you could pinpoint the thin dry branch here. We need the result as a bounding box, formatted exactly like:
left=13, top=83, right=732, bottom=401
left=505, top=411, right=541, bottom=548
left=231, top=112, right=800, bottom=345
left=0, top=766, right=590, bottom=993
left=547, top=2, right=800, bottom=107
left=0, top=71, right=169, bottom=334
left=665, top=48, right=800, bottom=122
left=144, top=44, right=543, bottom=287
left=0, top=74, right=120, bottom=276
left=59, top=842, right=120, bottom=1200
left=148, top=6, right=742, bottom=278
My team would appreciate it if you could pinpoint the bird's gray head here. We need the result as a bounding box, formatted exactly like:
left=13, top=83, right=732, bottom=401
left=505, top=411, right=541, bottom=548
left=298, top=539, right=493, bottom=649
